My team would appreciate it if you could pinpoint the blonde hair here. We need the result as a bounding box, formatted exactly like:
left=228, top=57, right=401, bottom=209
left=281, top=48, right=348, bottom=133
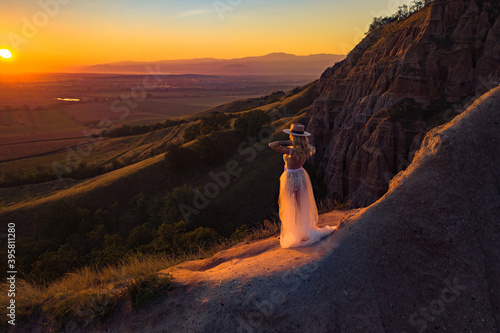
left=290, top=135, right=316, bottom=159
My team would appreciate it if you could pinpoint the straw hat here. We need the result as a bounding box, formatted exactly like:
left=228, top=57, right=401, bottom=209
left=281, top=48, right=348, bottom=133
left=283, top=123, right=311, bottom=137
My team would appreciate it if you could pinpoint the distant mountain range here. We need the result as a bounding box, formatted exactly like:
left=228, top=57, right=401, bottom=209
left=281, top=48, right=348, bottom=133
left=78, top=53, right=345, bottom=76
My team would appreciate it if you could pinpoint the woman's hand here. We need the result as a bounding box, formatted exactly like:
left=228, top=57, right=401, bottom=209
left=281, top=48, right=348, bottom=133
left=269, top=140, right=293, bottom=154
left=278, top=140, right=293, bottom=146
left=269, top=140, right=291, bottom=148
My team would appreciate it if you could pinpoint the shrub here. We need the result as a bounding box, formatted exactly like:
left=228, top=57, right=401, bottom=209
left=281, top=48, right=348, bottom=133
left=180, top=226, right=221, bottom=252
left=230, top=224, right=250, bottom=242
left=127, top=275, right=172, bottom=310
left=127, top=224, right=154, bottom=249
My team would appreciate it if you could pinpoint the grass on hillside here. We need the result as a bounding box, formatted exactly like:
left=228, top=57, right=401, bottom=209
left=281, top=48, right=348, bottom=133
left=0, top=124, right=185, bottom=189
left=0, top=219, right=280, bottom=331
left=0, top=151, right=166, bottom=216
left=256, top=81, right=319, bottom=115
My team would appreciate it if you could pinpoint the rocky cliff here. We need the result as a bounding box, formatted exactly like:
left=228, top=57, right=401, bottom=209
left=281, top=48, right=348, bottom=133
left=308, top=0, right=500, bottom=206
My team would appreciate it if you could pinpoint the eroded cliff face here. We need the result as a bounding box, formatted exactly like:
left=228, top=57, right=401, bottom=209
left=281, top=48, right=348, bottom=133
left=308, top=0, right=500, bottom=207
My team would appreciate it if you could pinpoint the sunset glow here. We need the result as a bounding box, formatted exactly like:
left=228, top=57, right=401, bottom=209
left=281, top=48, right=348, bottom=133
left=1, top=0, right=498, bottom=330
left=0, top=49, right=12, bottom=59
left=0, top=0, right=416, bottom=73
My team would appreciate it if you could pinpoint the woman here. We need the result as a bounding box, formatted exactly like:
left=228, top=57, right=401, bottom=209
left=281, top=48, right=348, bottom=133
left=269, top=123, right=336, bottom=248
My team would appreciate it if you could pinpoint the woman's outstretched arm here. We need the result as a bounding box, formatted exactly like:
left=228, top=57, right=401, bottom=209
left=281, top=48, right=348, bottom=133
left=269, top=140, right=293, bottom=154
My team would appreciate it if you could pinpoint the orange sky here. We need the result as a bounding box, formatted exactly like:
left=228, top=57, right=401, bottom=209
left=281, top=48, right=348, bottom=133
left=0, top=0, right=414, bottom=73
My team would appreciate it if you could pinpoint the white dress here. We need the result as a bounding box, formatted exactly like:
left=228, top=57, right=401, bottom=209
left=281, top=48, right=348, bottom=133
left=279, top=153, right=336, bottom=248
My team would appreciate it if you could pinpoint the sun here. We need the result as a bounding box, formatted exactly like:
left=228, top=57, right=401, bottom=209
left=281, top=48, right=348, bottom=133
left=0, top=49, right=13, bottom=59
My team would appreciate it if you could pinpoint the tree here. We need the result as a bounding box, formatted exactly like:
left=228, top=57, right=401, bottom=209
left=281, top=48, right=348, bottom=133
left=153, top=220, right=187, bottom=252
left=266, top=91, right=285, bottom=103
left=200, top=112, right=230, bottom=135
left=164, top=143, right=197, bottom=171
left=411, top=1, right=424, bottom=12
left=30, top=244, right=80, bottom=282
left=127, top=223, right=154, bottom=249
left=129, top=192, right=150, bottom=224
left=395, top=5, right=409, bottom=20
left=194, top=131, right=239, bottom=165
left=33, top=200, right=89, bottom=243
left=234, top=110, right=271, bottom=138
left=183, top=112, right=230, bottom=142
left=159, top=185, right=195, bottom=225
left=183, top=123, right=202, bottom=142
left=367, top=0, right=433, bottom=34
left=289, top=86, right=302, bottom=96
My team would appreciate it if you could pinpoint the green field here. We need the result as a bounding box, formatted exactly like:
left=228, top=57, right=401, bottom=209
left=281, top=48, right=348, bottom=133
left=0, top=108, right=84, bottom=137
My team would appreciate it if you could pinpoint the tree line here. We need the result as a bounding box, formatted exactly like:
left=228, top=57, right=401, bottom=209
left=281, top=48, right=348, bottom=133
left=368, top=0, right=434, bottom=34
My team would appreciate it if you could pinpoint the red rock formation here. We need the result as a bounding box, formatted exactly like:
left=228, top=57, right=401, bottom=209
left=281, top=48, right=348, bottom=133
left=308, top=0, right=500, bottom=207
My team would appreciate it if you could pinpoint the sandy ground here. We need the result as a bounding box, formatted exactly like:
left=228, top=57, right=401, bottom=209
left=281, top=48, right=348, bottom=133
left=159, top=210, right=350, bottom=285
left=89, top=209, right=358, bottom=333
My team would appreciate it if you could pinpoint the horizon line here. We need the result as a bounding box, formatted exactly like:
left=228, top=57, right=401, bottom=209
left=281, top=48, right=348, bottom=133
left=80, top=52, right=346, bottom=66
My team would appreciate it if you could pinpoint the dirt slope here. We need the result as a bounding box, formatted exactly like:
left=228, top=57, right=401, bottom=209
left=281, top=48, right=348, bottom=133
left=93, top=86, right=499, bottom=332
